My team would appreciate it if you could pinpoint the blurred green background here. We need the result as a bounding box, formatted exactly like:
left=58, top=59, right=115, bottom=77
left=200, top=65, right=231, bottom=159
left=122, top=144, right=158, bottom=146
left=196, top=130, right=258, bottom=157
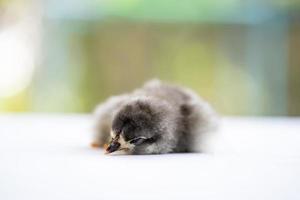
left=0, top=0, right=299, bottom=115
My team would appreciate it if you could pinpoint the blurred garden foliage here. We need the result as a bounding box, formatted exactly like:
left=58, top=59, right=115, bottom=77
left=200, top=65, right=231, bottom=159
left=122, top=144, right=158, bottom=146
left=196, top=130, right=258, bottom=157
left=0, top=0, right=300, bottom=115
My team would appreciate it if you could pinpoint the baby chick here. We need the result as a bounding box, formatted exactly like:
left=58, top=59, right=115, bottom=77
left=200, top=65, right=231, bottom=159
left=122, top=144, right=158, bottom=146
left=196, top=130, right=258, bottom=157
left=92, top=80, right=218, bottom=155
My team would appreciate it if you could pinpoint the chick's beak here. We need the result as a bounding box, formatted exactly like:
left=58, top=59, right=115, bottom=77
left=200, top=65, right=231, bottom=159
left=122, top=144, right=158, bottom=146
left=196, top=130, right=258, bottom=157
left=105, top=134, right=131, bottom=154
left=105, top=133, right=123, bottom=154
left=105, top=141, right=121, bottom=153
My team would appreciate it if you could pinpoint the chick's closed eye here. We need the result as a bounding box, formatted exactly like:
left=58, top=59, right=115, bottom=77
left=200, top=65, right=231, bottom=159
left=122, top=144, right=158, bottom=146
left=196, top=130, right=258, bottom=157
left=129, top=137, right=147, bottom=145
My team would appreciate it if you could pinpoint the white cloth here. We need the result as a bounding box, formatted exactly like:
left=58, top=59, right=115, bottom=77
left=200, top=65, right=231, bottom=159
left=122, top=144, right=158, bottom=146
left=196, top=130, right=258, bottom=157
left=0, top=115, right=299, bottom=200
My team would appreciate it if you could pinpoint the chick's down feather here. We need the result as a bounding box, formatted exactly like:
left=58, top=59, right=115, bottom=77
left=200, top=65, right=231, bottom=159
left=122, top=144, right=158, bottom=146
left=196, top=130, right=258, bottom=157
left=92, top=80, right=219, bottom=154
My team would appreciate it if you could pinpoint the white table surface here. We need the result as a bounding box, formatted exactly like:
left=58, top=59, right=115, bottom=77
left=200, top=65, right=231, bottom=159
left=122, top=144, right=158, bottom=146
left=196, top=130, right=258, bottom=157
left=0, top=114, right=300, bottom=200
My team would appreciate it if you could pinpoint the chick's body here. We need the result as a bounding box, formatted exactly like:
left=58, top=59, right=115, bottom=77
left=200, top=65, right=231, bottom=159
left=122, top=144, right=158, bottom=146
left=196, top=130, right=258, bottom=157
left=93, top=80, right=218, bottom=154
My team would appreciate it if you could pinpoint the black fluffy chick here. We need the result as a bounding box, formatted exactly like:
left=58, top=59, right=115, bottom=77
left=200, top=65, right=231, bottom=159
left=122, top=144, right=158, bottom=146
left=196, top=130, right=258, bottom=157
left=92, top=80, right=218, bottom=155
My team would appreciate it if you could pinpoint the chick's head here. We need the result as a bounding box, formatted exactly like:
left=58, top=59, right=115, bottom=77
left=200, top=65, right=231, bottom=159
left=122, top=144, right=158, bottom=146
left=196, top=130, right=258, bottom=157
left=106, top=99, right=163, bottom=154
